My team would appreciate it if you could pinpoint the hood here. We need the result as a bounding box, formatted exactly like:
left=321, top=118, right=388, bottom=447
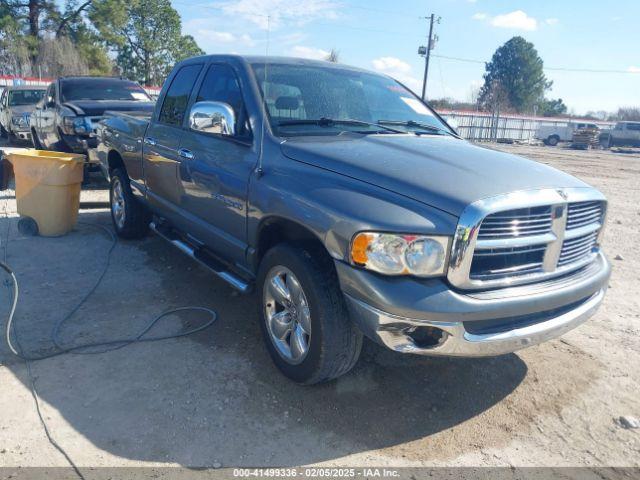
left=8, top=104, right=37, bottom=116
left=280, top=134, right=588, bottom=216
left=63, top=100, right=155, bottom=116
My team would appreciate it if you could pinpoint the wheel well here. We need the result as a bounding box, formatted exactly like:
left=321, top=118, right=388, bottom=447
left=255, top=218, right=328, bottom=267
left=108, top=150, right=125, bottom=174
left=549, top=134, right=560, bottom=139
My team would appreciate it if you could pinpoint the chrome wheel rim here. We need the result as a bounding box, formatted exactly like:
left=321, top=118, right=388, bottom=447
left=263, top=266, right=311, bottom=364
left=111, top=177, right=126, bottom=229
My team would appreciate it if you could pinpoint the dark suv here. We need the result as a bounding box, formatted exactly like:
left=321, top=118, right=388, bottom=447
left=30, top=76, right=155, bottom=154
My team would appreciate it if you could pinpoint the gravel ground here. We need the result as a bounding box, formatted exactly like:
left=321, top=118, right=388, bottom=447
left=0, top=141, right=638, bottom=470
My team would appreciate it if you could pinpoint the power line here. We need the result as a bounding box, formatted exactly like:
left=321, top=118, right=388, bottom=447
left=171, top=1, right=639, bottom=74
left=433, top=54, right=640, bottom=74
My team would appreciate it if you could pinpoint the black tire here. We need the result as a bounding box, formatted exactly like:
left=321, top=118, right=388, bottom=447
left=547, top=135, right=559, bottom=146
left=0, top=124, right=8, bottom=139
left=607, top=136, right=615, bottom=148
left=31, top=128, right=44, bottom=149
left=257, top=243, right=362, bottom=384
left=109, top=168, right=150, bottom=239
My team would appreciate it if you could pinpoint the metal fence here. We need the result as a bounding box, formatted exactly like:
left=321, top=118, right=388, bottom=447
left=437, top=109, right=615, bottom=142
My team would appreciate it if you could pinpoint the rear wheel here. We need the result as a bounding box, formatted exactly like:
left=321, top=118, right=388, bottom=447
left=257, top=244, right=362, bottom=384
left=547, top=135, right=559, bottom=146
left=109, top=168, right=150, bottom=239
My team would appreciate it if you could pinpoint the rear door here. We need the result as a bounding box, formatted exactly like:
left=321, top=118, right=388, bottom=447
left=143, top=63, right=203, bottom=210
left=177, top=63, right=256, bottom=265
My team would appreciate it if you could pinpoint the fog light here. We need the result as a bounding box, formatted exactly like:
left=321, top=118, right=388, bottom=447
left=407, top=326, right=447, bottom=348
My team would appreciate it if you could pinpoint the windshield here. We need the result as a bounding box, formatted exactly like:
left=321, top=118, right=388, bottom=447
left=251, top=63, right=453, bottom=136
left=9, top=89, right=45, bottom=106
left=61, top=79, right=151, bottom=102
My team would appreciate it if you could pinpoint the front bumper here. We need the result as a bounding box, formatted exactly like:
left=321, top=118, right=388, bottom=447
left=8, top=127, right=30, bottom=141
left=338, top=251, right=610, bottom=356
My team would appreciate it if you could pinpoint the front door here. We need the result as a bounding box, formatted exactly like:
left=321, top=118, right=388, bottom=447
left=177, top=63, right=256, bottom=266
left=39, top=84, right=58, bottom=148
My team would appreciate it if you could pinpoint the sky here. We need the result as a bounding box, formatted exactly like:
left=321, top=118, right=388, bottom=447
left=171, top=0, right=639, bottom=115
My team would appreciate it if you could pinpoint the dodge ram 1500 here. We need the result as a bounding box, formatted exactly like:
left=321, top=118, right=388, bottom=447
left=95, top=55, right=610, bottom=384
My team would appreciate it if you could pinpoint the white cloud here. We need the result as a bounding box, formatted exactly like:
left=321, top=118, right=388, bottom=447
left=372, top=57, right=412, bottom=74
left=291, top=46, right=330, bottom=60
left=628, top=66, right=640, bottom=73
left=490, top=10, right=538, bottom=31
left=545, top=17, right=559, bottom=26
left=217, top=0, right=339, bottom=30
left=472, top=12, right=487, bottom=20
left=371, top=57, right=421, bottom=93
left=184, top=19, right=256, bottom=48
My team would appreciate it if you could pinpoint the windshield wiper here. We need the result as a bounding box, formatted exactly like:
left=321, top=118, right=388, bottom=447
left=377, top=119, right=460, bottom=138
left=277, top=117, right=405, bottom=134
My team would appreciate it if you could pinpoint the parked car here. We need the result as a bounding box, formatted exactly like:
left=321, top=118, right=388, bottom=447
left=604, top=121, right=640, bottom=147
left=30, top=76, right=155, bottom=156
left=0, top=85, right=46, bottom=143
left=96, top=55, right=610, bottom=384
left=536, top=121, right=599, bottom=146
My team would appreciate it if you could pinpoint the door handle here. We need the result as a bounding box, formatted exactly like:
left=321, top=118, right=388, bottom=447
left=144, top=137, right=157, bottom=146
left=178, top=148, right=195, bottom=160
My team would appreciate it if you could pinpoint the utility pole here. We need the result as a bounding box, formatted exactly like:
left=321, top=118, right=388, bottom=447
left=419, top=14, right=440, bottom=101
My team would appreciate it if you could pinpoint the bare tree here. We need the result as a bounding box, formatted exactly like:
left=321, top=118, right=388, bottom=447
left=37, top=36, right=89, bottom=78
left=612, top=107, right=640, bottom=122
left=325, top=48, right=340, bottom=63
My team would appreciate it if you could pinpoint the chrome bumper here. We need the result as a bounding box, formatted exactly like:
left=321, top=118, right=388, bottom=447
left=345, top=288, right=605, bottom=356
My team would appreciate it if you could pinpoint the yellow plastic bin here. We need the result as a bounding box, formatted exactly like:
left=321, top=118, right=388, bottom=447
left=7, top=150, right=86, bottom=237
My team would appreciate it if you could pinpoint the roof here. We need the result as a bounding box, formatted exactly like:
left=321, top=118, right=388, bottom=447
left=180, top=54, right=374, bottom=74
left=59, top=76, right=132, bottom=81
left=4, top=85, right=47, bottom=91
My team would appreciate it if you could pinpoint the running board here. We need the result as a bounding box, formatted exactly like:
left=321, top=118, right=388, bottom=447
left=149, top=222, right=251, bottom=293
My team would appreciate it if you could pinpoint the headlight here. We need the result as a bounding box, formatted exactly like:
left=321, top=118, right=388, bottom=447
left=62, top=116, right=76, bottom=134
left=73, top=117, right=91, bottom=134
left=350, top=232, right=450, bottom=277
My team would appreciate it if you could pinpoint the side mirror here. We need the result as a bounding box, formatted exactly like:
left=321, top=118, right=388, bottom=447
left=46, top=98, right=55, bottom=108
left=188, top=101, right=236, bottom=136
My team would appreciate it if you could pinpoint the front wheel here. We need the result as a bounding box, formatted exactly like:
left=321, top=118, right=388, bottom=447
left=257, top=244, right=362, bottom=384
left=31, top=128, right=44, bottom=149
left=110, top=168, right=150, bottom=239
left=547, top=135, right=559, bottom=146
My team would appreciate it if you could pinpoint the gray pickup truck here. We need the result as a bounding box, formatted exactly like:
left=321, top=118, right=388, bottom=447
left=95, top=55, right=610, bottom=384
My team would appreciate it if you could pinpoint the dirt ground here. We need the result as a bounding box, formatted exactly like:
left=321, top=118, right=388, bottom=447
left=0, top=141, right=638, bottom=470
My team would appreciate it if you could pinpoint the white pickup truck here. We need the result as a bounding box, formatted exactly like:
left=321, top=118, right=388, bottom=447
left=536, top=121, right=599, bottom=146
left=605, top=121, right=640, bottom=147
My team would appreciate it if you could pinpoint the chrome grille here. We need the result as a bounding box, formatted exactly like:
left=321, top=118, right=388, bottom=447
left=477, top=206, right=552, bottom=240
left=558, top=231, right=598, bottom=267
left=470, top=244, right=545, bottom=279
left=448, top=188, right=607, bottom=290
left=566, top=201, right=604, bottom=230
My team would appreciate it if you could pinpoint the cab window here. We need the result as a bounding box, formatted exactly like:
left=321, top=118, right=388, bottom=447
left=195, top=63, right=251, bottom=139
